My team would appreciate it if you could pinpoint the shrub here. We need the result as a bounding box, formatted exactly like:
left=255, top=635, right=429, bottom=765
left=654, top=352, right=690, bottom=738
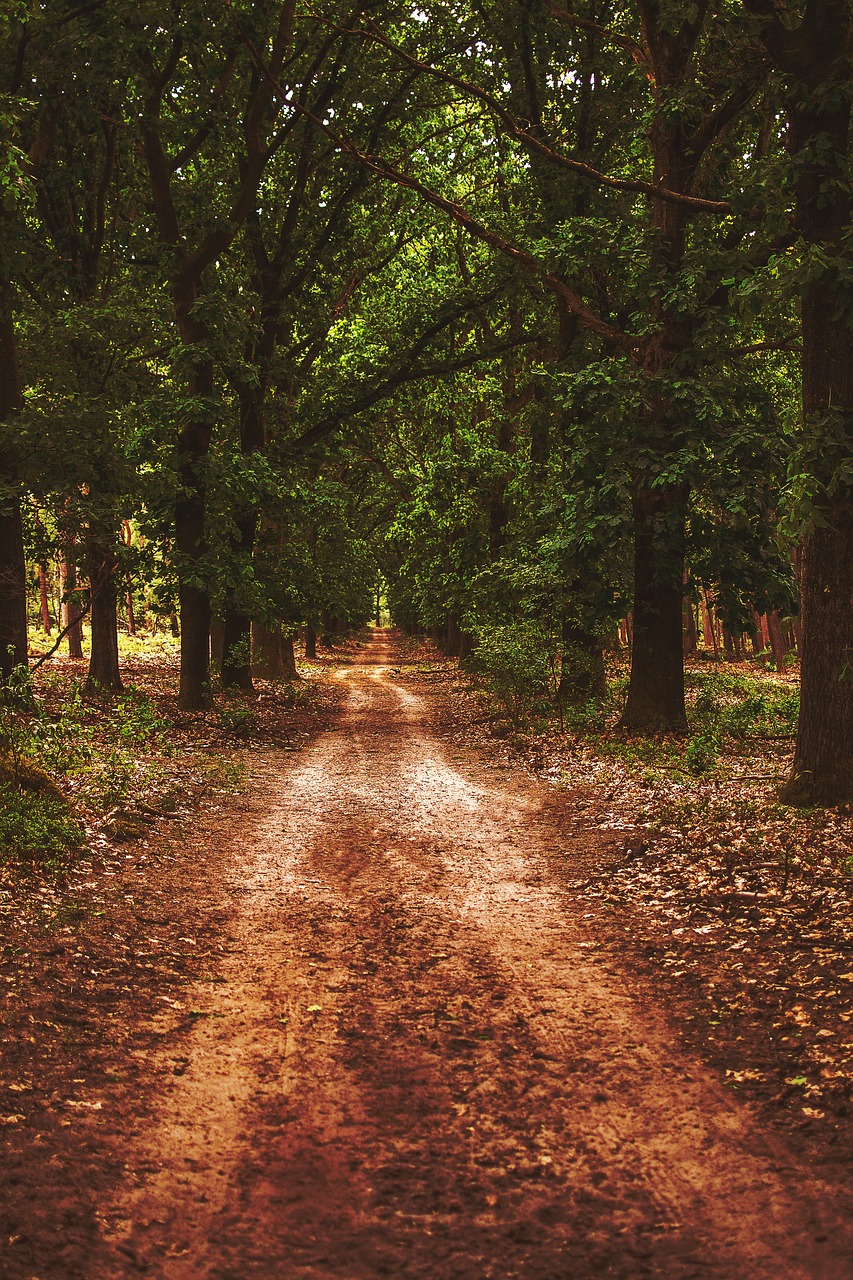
left=468, top=622, right=551, bottom=727
left=686, top=731, right=720, bottom=775
left=0, top=782, right=85, bottom=866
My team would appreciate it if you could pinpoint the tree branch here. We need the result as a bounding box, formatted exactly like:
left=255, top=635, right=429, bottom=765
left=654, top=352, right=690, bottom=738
left=356, top=20, right=733, bottom=214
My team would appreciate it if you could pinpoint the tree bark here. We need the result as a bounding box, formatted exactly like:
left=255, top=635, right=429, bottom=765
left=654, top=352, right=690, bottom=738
left=221, top=611, right=253, bottom=691
left=84, top=525, right=121, bottom=695
left=251, top=622, right=298, bottom=680
left=0, top=281, right=28, bottom=683
left=619, top=484, right=688, bottom=732
left=38, top=563, right=52, bottom=633
left=445, top=611, right=462, bottom=657
left=175, top=361, right=214, bottom=709
left=682, top=586, right=698, bottom=656
left=60, top=552, right=84, bottom=659
left=766, top=610, right=787, bottom=672
left=304, top=622, right=317, bottom=660
left=752, top=1, right=853, bottom=802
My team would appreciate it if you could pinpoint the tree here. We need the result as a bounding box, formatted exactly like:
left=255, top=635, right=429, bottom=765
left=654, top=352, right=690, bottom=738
left=746, top=0, right=853, bottom=804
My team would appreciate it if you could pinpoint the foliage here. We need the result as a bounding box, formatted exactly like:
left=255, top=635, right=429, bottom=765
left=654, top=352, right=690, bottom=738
left=467, top=621, right=553, bottom=728
left=0, top=782, right=84, bottom=867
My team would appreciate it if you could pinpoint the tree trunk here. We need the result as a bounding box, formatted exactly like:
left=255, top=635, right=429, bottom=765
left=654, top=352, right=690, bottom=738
left=38, top=563, right=52, bottom=633
left=764, top=2, right=853, bottom=804
left=126, top=591, right=137, bottom=636
left=446, top=611, right=462, bottom=657
left=175, top=362, right=214, bottom=709
left=84, top=525, right=121, bottom=695
left=221, top=611, right=253, bottom=691
left=766, top=610, right=787, bottom=672
left=682, top=590, right=698, bottom=656
left=459, top=629, right=476, bottom=663
left=60, top=553, right=84, bottom=659
left=619, top=485, right=688, bottom=732
left=304, top=622, right=317, bottom=660
left=782, top=507, right=853, bottom=805
left=251, top=622, right=298, bottom=680
left=559, top=618, right=606, bottom=702
left=0, top=282, right=28, bottom=683
left=210, top=616, right=225, bottom=672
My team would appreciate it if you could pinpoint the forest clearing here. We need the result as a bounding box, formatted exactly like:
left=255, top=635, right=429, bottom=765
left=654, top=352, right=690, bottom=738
left=3, top=0, right=853, bottom=1276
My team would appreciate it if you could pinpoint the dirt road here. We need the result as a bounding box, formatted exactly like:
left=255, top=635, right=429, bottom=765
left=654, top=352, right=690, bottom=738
left=18, top=630, right=853, bottom=1277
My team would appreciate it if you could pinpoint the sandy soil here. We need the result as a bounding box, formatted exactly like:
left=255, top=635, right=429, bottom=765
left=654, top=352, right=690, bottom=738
left=3, top=629, right=853, bottom=1279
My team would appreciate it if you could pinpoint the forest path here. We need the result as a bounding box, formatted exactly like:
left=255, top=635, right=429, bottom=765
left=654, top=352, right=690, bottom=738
left=94, top=629, right=850, bottom=1279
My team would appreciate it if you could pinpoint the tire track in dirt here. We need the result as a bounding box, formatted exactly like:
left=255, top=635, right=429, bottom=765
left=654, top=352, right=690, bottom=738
left=91, top=630, right=852, bottom=1278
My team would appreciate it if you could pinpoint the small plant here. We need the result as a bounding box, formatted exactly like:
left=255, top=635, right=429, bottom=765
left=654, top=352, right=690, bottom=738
left=87, top=749, right=137, bottom=807
left=115, top=687, right=169, bottom=746
left=219, top=700, right=257, bottom=737
left=685, top=731, right=720, bottom=775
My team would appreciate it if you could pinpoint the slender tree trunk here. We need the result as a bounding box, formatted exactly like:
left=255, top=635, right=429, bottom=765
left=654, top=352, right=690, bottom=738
left=38, top=563, right=52, bottom=633
left=446, top=611, right=462, bottom=657
left=84, top=524, right=121, bottom=695
left=60, top=551, right=84, bottom=659
left=210, top=616, right=225, bottom=672
left=619, top=484, right=688, bottom=732
left=682, top=583, right=698, bottom=656
left=0, top=282, right=28, bottom=682
left=304, top=622, right=317, bottom=660
left=750, top=612, right=764, bottom=663
left=782, top=270, right=853, bottom=803
left=767, top=611, right=787, bottom=672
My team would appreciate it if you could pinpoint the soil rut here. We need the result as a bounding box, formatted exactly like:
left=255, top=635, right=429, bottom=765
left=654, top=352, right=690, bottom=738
left=88, top=631, right=852, bottom=1277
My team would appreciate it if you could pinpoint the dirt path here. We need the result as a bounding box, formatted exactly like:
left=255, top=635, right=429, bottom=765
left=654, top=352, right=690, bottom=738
left=21, top=631, right=853, bottom=1277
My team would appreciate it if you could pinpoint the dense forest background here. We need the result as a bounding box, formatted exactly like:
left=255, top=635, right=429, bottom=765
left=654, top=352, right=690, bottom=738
left=1, top=0, right=851, bottom=805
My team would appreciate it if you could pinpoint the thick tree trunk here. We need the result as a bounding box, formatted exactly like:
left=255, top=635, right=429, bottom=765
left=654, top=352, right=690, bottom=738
left=304, top=622, right=317, bottom=660
left=782, top=508, right=853, bottom=805
left=175, top=363, right=214, bottom=709
left=251, top=622, right=298, bottom=681
left=619, top=485, right=688, bottom=732
left=0, top=283, right=28, bottom=683
left=769, top=5, right=853, bottom=804
left=84, top=526, right=122, bottom=695
left=445, top=611, right=462, bottom=657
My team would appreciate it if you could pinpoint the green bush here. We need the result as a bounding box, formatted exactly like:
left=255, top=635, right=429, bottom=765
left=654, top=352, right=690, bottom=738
left=469, top=622, right=551, bottom=727
left=685, top=731, right=720, bottom=775
left=0, top=782, right=85, bottom=866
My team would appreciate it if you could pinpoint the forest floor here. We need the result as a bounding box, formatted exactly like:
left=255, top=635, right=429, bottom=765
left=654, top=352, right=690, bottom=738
left=2, top=628, right=853, bottom=1279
